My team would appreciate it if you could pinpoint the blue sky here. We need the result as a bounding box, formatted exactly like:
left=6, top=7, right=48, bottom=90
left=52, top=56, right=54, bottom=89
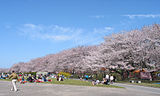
left=0, top=0, right=160, bottom=68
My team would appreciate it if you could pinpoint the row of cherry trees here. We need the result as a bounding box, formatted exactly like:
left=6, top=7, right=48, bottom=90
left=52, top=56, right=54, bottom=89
left=85, top=24, right=160, bottom=71
left=8, top=24, right=160, bottom=73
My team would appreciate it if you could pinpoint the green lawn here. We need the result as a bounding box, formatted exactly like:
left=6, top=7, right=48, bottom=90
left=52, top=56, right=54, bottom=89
left=0, top=79, right=11, bottom=81
left=45, top=79, right=123, bottom=88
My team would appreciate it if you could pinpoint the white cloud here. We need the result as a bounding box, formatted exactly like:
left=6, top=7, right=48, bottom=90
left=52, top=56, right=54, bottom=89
left=123, top=14, right=160, bottom=19
left=18, top=24, right=82, bottom=41
left=17, top=24, right=114, bottom=45
left=104, top=27, right=113, bottom=30
left=41, top=35, right=71, bottom=41
left=90, top=15, right=104, bottom=19
left=93, top=26, right=114, bottom=35
left=24, top=24, right=36, bottom=28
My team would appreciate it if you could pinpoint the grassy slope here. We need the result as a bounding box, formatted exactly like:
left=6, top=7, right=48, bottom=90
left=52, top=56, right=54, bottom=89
left=45, top=79, right=123, bottom=88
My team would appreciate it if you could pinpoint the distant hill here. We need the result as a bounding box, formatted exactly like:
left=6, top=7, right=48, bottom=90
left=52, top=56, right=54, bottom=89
left=1, top=24, right=160, bottom=73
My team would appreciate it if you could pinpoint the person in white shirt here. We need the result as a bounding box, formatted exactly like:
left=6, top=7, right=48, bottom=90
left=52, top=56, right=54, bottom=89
left=105, top=74, right=109, bottom=79
left=110, top=75, right=114, bottom=84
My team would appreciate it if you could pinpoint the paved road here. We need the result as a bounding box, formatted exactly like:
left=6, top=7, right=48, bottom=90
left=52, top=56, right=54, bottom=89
left=0, top=80, right=160, bottom=96
left=113, top=83, right=160, bottom=95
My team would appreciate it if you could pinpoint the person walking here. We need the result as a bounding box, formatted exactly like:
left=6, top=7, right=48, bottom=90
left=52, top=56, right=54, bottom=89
left=9, top=71, right=18, bottom=92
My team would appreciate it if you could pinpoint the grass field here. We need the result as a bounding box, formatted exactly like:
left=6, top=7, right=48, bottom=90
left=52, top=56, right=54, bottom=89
left=45, top=79, right=123, bottom=88
left=0, top=79, right=11, bottom=81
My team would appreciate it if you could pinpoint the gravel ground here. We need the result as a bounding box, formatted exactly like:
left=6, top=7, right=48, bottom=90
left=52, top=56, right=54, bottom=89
left=0, top=80, right=160, bottom=96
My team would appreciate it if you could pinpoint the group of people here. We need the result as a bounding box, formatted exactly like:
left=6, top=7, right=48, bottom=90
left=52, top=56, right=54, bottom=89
left=5, top=71, right=67, bottom=92
left=1, top=71, right=116, bottom=92
left=56, top=75, right=65, bottom=81
left=78, top=75, right=93, bottom=81
left=4, top=71, right=53, bottom=92
left=0, top=73, right=9, bottom=79
left=92, top=74, right=114, bottom=85
left=19, top=73, right=52, bottom=83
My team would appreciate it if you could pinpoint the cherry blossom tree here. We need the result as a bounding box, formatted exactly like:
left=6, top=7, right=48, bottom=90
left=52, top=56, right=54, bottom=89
left=3, top=24, right=159, bottom=73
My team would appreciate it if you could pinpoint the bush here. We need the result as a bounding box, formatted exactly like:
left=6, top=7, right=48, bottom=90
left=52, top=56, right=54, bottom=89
left=58, top=72, right=71, bottom=78
left=111, top=73, right=122, bottom=81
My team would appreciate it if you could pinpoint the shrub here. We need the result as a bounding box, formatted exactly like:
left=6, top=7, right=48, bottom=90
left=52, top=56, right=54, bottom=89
left=58, top=72, right=71, bottom=78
